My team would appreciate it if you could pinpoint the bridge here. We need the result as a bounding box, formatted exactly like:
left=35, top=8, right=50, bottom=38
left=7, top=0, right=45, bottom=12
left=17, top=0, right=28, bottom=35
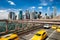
left=0, top=19, right=60, bottom=34
left=0, top=19, right=60, bottom=40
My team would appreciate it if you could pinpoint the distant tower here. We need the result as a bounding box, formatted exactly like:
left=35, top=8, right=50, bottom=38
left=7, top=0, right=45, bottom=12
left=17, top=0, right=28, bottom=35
left=8, top=12, right=16, bottom=20
left=38, top=12, right=42, bottom=19
left=30, top=12, right=33, bottom=19
left=15, top=15, right=17, bottom=20
left=30, top=10, right=36, bottom=19
left=50, top=13, right=53, bottom=19
left=35, top=12, right=38, bottom=19
left=53, top=6, right=57, bottom=18
left=45, top=13, right=49, bottom=19
left=25, top=10, right=30, bottom=19
left=18, top=10, right=23, bottom=20
left=45, top=13, right=47, bottom=19
left=47, top=7, right=50, bottom=15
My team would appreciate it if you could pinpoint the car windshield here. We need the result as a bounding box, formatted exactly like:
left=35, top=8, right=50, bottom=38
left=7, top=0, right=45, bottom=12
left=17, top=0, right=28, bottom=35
left=35, top=34, right=41, bottom=36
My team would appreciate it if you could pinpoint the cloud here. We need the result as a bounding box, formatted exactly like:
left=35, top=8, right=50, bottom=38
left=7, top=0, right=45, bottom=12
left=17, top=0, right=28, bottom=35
left=19, top=9, right=22, bottom=10
left=52, top=6, right=55, bottom=8
left=0, top=9, right=20, bottom=19
left=40, top=3, right=48, bottom=6
left=39, top=0, right=48, bottom=6
left=31, top=6, right=36, bottom=9
left=0, top=10, right=8, bottom=19
left=38, top=6, right=43, bottom=9
left=0, top=10, right=7, bottom=12
left=8, top=1, right=16, bottom=5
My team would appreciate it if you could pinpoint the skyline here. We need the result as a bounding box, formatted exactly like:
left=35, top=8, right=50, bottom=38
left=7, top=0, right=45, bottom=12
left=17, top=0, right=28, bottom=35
left=0, top=0, right=60, bottom=19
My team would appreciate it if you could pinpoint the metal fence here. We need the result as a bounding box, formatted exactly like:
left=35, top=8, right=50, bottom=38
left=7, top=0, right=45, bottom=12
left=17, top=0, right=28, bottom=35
left=0, top=20, right=34, bottom=35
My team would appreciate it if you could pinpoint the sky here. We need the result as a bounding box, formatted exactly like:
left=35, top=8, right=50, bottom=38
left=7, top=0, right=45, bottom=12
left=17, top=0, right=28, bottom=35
left=0, top=0, right=60, bottom=19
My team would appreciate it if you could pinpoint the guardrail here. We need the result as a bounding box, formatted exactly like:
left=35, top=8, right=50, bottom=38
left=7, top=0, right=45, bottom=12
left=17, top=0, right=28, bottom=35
left=0, top=19, right=60, bottom=35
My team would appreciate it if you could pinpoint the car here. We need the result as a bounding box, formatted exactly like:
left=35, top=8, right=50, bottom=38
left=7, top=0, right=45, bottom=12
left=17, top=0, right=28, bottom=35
left=31, top=29, right=48, bottom=40
left=56, top=26, right=60, bottom=32
left=43, top=24, right=51, bottom=29
left=0, top=33, right=19, bottom=40
left=51, top=25, right=57, bottom=30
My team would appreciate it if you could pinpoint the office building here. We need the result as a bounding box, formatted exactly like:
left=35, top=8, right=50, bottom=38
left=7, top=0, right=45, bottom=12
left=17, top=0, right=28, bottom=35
left=8, top=12, right=16, bottom=20
left=30, top=10, right=36, bottom=19
left=25, top=10, right=30, bottom=19
left=18, top=10, right=23, bottom=20
left=53, top=6, right=57, bottom=18
left=38, top=12, right=42, bottom=19
left=34, top=12, right=38, bottom=19
left=45, top=13, right=49, bottom=19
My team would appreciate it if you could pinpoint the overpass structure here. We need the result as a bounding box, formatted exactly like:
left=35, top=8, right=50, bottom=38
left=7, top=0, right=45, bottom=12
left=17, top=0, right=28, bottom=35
left=0, top=19, right=60, bottom=35
left=9, top=19, right=60, bottom=24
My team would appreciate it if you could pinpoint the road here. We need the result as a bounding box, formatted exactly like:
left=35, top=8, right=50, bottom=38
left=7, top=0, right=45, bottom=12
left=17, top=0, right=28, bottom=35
left=19, top=28, right=60, bottom=40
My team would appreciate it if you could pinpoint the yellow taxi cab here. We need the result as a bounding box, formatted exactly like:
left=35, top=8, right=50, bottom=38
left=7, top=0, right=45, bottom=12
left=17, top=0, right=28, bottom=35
left=31, top=29, right=48, bottom=40
left=0, top=33, right=19, bottom=40
left=56, top=26, right=60, bottom=32
left=51, top=25, right=57, bottom=30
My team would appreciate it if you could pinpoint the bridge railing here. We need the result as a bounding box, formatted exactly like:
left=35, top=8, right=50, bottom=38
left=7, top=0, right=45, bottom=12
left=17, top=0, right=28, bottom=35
left=0, top=20, right=35, bottom=35
left=0, top=19, right=60, bottom=35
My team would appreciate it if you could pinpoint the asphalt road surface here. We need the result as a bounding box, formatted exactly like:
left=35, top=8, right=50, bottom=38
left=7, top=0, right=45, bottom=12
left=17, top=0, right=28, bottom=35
left=19, top=28, right=60, bottom=40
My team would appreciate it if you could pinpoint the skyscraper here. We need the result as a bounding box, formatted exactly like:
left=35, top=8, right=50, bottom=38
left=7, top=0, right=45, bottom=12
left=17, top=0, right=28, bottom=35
left=34, top=12, right=38, bottom=19
left=53, top=6, right=57, bottom=18
left=8, top=12, right=16, bottom=20
left=18, top=10, right=23, bottom=20
left=30, top=12, right=33, bottom=19
left=47, top=7, right=50, bottom=14
left=38, top=12, right=42, bottom=19
left=15, top=15, right=17, bottom=20
left=45, top=13, right=49, bottom=19
left=25, top=10, right=30, bottom=19
left=30, top=10, right=36, bottom=19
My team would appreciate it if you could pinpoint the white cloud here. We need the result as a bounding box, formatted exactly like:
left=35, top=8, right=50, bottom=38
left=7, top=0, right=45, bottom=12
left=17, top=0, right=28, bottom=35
left=8, top=1, right=16, bottom=5
left=19, top=9, right=22, bottom=11
left=52, top=6, right=54, bottom=8
left=31, top=6, right=35, bottom=9
left=0, top=10, right=7, bottom=12
left=0, top=9, right=20, bottom=20
left=0, top=10, right=8, bottom=19
left=7, top=9, right=11, bottom=10
left=39, top=0, right=48, bottom=6
left=40, top=3, right=48, bottom=6
left=38, top=6, right=43, bottom=9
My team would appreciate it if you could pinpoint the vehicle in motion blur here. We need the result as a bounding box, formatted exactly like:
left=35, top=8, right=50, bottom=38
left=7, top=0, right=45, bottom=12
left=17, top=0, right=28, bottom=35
left=0, top=33, right=19, bottom=40
left=56, top=26, right=60, bottom=32
left=31, top=29, right=48, bottom=40
left=51, top=25, right=57, bottom=30
left=43, top=24, right=51, bottom=29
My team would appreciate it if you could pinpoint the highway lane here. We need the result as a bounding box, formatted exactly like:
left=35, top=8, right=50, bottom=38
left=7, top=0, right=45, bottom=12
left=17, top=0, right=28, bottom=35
left=19, top=28, right=55, bottom=40
left=46, top=30, right=60, bottom=40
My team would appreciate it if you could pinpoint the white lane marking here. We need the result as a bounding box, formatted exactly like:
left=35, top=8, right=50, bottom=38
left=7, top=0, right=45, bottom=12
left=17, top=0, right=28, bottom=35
left=46, top=30, right=56, bottom=40
left=29, top=39, right=31, bottom=40
left=2, top=33, right=12, bottom=37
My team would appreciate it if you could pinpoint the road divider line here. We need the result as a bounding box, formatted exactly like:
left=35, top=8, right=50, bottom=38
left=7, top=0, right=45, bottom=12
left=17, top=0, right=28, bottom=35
left=46, top=30, right=56, bottom=40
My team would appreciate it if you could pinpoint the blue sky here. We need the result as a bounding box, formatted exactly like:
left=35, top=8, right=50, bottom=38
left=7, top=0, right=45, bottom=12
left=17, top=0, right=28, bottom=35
left=0, top=0, right=60, bottom=19
left=0, top=0, right=60, bottom=12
